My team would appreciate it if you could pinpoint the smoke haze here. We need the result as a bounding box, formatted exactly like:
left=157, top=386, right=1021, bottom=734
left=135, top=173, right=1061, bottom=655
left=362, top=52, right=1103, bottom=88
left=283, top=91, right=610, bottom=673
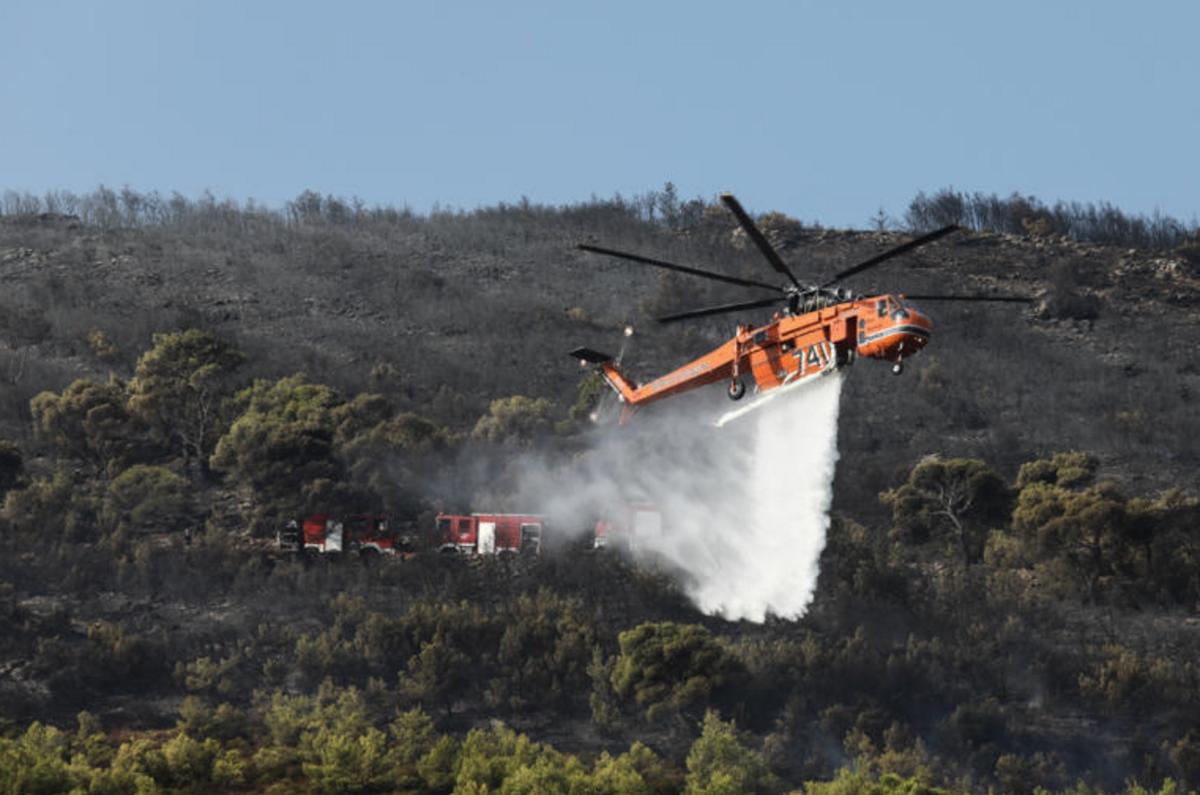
left=518, top=371, right=846, bottom=622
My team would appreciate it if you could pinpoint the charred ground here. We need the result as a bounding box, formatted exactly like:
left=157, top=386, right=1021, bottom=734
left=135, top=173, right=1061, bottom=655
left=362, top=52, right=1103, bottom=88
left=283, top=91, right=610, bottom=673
left=3, top=189, right=1197, bottom=500
left=0, top=186, right=1199, bottom=793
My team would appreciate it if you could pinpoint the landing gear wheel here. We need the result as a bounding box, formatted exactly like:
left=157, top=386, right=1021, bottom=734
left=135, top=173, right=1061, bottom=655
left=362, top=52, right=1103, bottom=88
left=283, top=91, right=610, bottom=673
left=892, top=362, right=904, bottom=375
left=727, top=378, right=746, bottom=401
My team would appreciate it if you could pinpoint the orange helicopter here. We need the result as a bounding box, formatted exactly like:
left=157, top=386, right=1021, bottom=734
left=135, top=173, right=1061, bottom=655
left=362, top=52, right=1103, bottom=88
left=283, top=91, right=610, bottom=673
left=571, top=193, right=1030, bottom=425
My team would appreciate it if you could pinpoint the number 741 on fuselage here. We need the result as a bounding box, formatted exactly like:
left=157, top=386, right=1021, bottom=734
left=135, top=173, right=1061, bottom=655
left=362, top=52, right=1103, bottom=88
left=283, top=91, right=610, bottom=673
left=570, top=193, right=1031, bottom=425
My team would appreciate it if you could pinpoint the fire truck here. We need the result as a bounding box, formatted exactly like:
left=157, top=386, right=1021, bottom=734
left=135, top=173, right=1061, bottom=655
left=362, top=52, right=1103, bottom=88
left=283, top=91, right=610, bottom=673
left=278, top=514, right=407, bottom=556
left=436, top=513, right=544, bottom=555
left=593, top=503, right=662, bottom=553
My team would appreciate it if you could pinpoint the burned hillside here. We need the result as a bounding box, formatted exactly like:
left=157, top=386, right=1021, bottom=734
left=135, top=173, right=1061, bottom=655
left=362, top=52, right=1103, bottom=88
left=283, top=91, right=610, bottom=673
left=1, top=186, right=1200, bottom=793
left=1, top=187, right=1197, bottom=502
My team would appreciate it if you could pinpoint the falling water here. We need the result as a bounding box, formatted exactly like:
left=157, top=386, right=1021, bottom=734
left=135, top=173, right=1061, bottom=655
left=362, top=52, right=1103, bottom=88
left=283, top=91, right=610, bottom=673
left=514, top=371, right=846, bottom=622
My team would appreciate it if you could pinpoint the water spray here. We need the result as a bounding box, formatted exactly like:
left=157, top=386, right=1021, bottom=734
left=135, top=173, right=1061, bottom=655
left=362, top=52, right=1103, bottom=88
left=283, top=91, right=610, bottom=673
left=522, top=368, right=846, bottom=623
left=631, top=373, right=846, bottom=621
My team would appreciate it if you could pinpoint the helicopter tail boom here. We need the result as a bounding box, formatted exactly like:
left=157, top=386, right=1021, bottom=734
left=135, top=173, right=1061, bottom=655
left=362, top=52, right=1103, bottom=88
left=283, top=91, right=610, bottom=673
left=598, top=362, right=640, bottom=404
left=569, top=348, right=640, bottom=404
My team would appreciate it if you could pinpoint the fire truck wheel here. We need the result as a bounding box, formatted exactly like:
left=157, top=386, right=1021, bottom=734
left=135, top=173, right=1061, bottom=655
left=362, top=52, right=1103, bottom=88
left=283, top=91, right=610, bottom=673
left=727, top=378, right=746, bottom=401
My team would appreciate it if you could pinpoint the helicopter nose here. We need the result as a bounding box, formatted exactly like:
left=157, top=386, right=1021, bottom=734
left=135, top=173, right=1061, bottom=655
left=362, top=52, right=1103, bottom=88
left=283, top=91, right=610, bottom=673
left=907, top=312, right=933, bottom=349
left=892, top=308, right=932, bottom=354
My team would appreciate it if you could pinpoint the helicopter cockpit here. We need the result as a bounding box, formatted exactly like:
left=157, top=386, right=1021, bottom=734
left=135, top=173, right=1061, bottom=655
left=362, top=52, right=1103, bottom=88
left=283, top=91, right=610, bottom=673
left=874, top=295, right=912, bottom=320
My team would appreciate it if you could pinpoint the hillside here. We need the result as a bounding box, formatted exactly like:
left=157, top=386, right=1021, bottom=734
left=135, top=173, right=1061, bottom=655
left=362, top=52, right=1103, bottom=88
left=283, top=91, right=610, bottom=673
left=2, top=188, right=1200, bottom=794
left=1, top=193, right=1198, bottom=502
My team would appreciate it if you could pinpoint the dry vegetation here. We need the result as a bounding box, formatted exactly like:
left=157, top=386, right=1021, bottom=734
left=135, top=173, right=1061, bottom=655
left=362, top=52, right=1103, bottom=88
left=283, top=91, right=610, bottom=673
left=0, top=185, right=1199, bottom=793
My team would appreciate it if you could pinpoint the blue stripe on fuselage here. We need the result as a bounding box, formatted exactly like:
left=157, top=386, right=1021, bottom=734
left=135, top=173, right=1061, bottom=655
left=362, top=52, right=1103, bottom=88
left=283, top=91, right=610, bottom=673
left=858, top=324, right=931, bottom=345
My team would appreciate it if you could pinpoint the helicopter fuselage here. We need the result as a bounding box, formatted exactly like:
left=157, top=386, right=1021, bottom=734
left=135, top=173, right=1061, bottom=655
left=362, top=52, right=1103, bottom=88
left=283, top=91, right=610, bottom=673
left=593, top=294, right=931, bottom=412
left=570, top=193, right=1022, bottom=421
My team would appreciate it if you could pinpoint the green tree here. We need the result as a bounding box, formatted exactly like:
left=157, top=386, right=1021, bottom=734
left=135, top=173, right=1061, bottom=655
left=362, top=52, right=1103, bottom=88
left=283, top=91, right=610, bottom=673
left=561, top=372, right=607, bottom=431
left=399, top=628, right=470, bottom=718
left=176, top=697, right=248, bottom=742
left=388, top=706, right=438, bottom=790
left=212, top=748, right=249, bottom=789
left=881, top=456, right=1009, bottom=566
left=109, top=736, right=170, bottom=788
left=415, top=735, right=460, bottom=793
left=1076, top=644, right=1185, bottom=712
left=302, top=726, right=394, bottom=795
left=591, top=742, right=676, bottom=794
left=73, top=711, right=112, bottom=769
left=127, top=329, right=245, bottom=471
left=1012, top=481, right=1128, bottom=599
left=0, top=722, right=75, bottom=795
left=1126, top=489, right=1200, bottom=603
left=684, top=711, right=775, bottom=795
left=159, top=732, right=219, bottom=789
left=177, top=654, right=245, bottom=699
left=1015, top=451, right=1098, bottom=490
left=2, top=468, right=100, bottom=541
left=210, top=374, right=344, bottom=523
left=30, top=377, right=142, bottom=473
left=472, top=395, right=554, bottom=446
left=102, top=464, right=192, bottom=534
left=331, top=392, right=395, bottom=446
left=611, top=622, right=742, bottom=723
left=589, top=646, right=624, bottom=734
left=803, top=767, right=960, bottom=794
left=454, top=721, right=583, bottom=793
left=337, top=410, right=458, bottom=520
left=487, top=590, right=597, bottom=712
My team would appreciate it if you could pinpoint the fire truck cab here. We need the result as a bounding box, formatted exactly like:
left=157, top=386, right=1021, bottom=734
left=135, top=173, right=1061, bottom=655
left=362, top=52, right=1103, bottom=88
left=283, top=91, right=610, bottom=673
left=436, top=513, right=543, bottom=555
left=593, top=503, right=662, bottom=552
left=299, top=513, right=398, bottom=555
left=303, top=514, right=343, bottom=553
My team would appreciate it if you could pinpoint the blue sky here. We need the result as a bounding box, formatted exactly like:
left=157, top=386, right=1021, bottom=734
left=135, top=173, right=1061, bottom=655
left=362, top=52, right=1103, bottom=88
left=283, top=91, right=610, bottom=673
left=2, top=0, right=1196, bottom=228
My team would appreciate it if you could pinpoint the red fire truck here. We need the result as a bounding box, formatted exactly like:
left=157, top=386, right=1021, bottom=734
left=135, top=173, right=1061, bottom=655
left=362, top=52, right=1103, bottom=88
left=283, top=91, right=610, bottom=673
left=294, top=513, right=404, bottom=556
left=436, top=513, right=544, bottom=555
left=593, top=503, right=662, bottom=553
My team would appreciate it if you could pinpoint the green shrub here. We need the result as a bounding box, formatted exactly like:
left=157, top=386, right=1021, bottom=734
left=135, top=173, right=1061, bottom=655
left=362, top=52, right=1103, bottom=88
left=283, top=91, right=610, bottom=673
left=685, top=711, right=775, bottom=795
left=103, top=464, right=192, bottom=534
left=611, top=622, right=743, bottom=723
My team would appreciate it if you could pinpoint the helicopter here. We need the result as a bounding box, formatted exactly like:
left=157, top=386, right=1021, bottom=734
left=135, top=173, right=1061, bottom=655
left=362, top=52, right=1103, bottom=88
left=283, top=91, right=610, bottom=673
left=570, top=193, right=1031, bottom=426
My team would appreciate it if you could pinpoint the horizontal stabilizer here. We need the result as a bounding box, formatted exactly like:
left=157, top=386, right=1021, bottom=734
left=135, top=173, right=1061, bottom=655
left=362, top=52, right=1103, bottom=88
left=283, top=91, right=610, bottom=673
left=569, top=347, right=614, bottom=364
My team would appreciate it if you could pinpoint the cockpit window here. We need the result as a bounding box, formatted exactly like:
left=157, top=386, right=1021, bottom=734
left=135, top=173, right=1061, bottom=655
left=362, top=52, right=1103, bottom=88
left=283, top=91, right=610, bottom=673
left=880, top=296, right=909, bottom=320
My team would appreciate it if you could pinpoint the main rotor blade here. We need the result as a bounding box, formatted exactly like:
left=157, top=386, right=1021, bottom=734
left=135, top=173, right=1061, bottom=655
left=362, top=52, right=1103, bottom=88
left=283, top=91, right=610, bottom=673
left=720, top=193, right=804, bottom=290
left=903, top=293, right=1033, bottom=303
left=577, top=243, right=780, bottom=291
left=822, top=225, right=960, bottom=287
left=655, top=295, right=782, bottom=324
